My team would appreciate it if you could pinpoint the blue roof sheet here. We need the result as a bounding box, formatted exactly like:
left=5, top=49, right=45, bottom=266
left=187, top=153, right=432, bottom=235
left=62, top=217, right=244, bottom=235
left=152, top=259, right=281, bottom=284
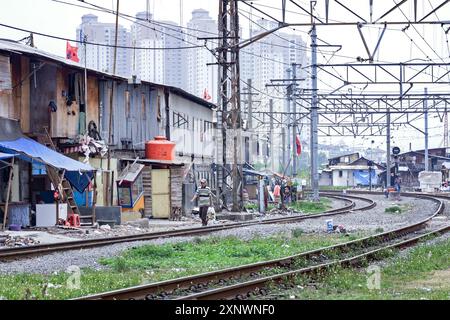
left=0, top=137, right=93, bottom=172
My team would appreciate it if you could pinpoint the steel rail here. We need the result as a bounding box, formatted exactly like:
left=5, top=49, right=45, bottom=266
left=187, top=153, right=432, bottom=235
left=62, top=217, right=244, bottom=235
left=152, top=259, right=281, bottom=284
left=178, top=224, right=450, bottom=300
left=0, top=195, right=371, bottom=260
left=175, top=194, right=446, bottom=300
left=75, top=195, right=440, bottom=301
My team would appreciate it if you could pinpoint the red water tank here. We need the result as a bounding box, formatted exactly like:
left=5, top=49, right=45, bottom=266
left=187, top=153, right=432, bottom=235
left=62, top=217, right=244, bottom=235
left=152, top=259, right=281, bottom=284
left=145, top=136, right=176, bottom=161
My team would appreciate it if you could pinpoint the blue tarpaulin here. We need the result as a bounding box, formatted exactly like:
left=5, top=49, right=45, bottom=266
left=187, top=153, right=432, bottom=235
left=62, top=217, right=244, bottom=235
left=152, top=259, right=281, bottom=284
left=0, top=137, right=93, bottom=172
left=65, top=170, right=94, bottom=192
left=0, top=117, right=94, bottom=192
left=353, top=170, right=377, bottom=186
left=0, top=152, right=16, bottom=160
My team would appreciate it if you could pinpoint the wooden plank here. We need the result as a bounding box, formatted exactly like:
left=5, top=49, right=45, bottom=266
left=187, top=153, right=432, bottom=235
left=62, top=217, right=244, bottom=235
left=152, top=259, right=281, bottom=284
left=0, top=55, right=12, bottom=90
left=54, top=68, right=79, bottom=138
left=20, top=56, right=30, bottom=132
left=30, top=64, right=54, bottom=134
left=87, top=75, right=99, bottom=126
left=2, top=157, right=14, bottom=230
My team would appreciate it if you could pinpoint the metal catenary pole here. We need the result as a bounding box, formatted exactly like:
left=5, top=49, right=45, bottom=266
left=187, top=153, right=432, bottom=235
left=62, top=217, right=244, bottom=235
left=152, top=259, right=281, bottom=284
left=269, top=99, right=274, bottom=172
left=386, top=110, right=391, bottom=189
left=310, top=23, right=319, bottom=201
left=292, top=63, right=298, bottom=177
left=424, top=87, right=429, bottom=171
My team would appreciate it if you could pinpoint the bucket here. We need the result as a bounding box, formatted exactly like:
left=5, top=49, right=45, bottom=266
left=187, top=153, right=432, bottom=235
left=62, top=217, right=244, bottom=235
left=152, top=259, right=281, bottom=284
left=9, top=224, right=21, bottom=231
left=326, top=219, right=333, bottom=233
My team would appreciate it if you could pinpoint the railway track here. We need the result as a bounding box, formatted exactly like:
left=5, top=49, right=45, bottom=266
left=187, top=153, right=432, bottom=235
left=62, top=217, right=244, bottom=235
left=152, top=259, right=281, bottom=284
left=0, top=194, right=374, bottom=261
left=75, top=193, right=446, bottom=301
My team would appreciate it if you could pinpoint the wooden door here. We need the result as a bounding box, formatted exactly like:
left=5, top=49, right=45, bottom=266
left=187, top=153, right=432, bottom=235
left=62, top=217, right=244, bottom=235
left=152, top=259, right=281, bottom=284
left=151, top=169, right=170, bottom=218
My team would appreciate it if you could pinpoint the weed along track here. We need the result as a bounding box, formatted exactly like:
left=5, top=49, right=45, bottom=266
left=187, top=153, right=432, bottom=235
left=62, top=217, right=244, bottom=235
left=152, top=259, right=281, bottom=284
left=0, top=194, right=373, bottom=261
left=75, top=193, right=447, bottom=300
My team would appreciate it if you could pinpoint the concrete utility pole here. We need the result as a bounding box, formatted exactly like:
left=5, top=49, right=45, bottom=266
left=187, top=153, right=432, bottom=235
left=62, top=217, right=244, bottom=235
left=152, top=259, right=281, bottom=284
left=247, top=78, right=253, bottom=135
left=84, top=34, right=88, bottom=133
left=424, top=87, right=429, bottom=171
left=291, top=63, right=298, bottom=177
left=266, top=67, right=304, bottom=176
left=286, top=68, right=292, bottom=176
left=310, top=23, right=319, bottom=201
left=241, top=79, right=258, bottom=164
left=106, top=0, right=120, bottom=206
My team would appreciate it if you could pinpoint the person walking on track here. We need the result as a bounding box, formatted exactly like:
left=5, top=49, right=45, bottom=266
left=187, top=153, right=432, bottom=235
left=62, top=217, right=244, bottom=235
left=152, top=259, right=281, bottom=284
left=191, top=178, right=212, bottom=226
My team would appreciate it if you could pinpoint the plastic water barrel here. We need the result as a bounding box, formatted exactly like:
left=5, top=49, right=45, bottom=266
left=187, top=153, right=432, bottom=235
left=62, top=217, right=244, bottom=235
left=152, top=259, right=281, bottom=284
left=145, top=136, right=176, bottom=161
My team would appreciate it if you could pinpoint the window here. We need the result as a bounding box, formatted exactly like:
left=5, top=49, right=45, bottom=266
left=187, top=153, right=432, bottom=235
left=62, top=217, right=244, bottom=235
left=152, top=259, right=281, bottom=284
left=118, top=187, right=131, bottom=206
left=131, top=174, right=143, bottom=203
left=172, top=111, right=189, bottom=129
left=339, top=171, right=343, bottom=178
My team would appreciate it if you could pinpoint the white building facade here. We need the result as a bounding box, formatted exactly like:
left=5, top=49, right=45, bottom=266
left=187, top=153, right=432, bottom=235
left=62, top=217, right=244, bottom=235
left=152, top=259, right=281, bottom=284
left=185, top=9, right=218, bottom=103
left=77, top=14, right=131, bottom=77
left=131, top=12, right=184, bottom=88
left=240, top=19, right=309, bottom=172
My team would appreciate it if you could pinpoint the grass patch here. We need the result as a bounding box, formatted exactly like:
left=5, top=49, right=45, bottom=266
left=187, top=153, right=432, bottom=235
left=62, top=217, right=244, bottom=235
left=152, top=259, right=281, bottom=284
left=384, top=205, right=408, bottom=214
left=292, top=228, right=304, bottom=238
left=289, top=198, right=332, bottom=213
left=244, top=203, right=258, bottom=210
left=275, top=237, right=450, bottom=300
left=0, top=233, right=356, bottom=300
left=319, top=186, right=349, bottom=191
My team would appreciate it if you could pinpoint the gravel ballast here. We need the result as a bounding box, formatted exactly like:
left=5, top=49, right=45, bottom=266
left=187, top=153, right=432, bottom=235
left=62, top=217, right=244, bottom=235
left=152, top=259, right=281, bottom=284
left=0, top=194, right=445, bottom=275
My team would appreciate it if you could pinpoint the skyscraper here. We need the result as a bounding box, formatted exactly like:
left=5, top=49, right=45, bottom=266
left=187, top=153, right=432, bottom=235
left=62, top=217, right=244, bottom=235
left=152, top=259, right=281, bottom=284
left=131, top=12, right=184, bottom=88
left=77, top=14, right=131, bottom=77
left=240, top=19, right=309, bottom=170
left=186, top=9, right=218, bottom=102
left=131, top=12, right=164, bottom=84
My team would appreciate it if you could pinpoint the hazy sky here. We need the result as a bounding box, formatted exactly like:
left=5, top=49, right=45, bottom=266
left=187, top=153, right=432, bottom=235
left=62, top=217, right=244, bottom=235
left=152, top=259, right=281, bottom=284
left=1, top=0, right=449, bottom=154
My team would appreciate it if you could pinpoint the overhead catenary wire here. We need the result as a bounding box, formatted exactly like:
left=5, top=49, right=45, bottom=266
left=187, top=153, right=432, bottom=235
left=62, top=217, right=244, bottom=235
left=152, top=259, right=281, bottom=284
left=0, top=22, right=201, bottom=50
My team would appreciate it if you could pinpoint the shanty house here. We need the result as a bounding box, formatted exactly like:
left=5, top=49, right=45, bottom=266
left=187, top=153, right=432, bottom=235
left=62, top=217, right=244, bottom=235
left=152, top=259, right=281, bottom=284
left=0, top=39, right=215, bottom=222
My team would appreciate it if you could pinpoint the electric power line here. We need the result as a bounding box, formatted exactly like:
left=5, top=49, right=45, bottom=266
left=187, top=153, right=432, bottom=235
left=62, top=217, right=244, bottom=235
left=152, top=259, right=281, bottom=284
left=0, top=22, right=201, bottom=50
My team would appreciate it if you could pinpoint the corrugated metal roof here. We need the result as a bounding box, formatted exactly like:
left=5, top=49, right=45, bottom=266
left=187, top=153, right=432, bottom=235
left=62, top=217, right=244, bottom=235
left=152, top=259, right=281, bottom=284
left=0, top=39, right=217, bottom=109
left=117, top=163, right=145, bottom=183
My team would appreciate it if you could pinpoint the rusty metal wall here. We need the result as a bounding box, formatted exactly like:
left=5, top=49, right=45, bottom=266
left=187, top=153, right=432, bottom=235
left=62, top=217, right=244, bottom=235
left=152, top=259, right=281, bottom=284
left=99, top=81, right=158, bottom=149
left=30, top=63, right=55, bottom=134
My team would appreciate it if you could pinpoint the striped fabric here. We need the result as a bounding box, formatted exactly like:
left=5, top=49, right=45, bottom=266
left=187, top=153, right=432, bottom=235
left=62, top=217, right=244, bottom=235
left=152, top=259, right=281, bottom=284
left=196, top=186, right=211, bottom=207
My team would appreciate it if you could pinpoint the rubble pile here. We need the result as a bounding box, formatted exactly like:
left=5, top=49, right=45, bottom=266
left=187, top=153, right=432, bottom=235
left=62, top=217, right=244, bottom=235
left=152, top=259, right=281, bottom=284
left=0, top=235, right=40, bottom=247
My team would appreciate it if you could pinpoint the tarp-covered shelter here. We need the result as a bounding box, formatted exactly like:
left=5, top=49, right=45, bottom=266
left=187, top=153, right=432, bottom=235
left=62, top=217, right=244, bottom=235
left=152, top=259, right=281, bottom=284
left=0, top=118, right=94, bottom=189
left=0, top=152, right=16, bottom=229
left=0, top=117, right=96, bottom=228
left=0, top=117, right=93, bottom=172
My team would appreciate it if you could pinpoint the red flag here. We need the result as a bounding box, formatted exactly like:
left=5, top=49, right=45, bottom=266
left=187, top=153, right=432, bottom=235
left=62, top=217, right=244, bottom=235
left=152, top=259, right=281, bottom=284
left=203, top=88, right=211, bottom=101
left=296, top=135, right=302, bottom=156
left=66, top=41, right=80, bottom=62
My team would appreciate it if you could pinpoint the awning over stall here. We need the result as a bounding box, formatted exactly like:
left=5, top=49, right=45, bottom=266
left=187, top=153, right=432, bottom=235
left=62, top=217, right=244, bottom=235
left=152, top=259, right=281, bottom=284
left=0, top=117, right=93, bottom=172
left=0, top=137, right=93, bottom=172
left=0, top=152, right=16, bottom=160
